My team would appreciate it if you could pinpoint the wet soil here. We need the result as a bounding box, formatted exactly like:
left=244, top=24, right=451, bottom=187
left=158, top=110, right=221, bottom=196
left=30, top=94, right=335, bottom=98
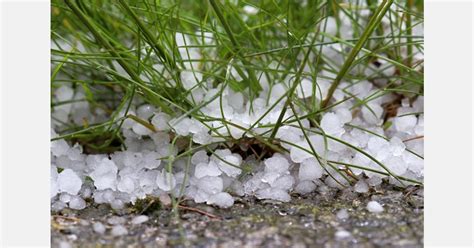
left=51, top=184, right=423, bottom=248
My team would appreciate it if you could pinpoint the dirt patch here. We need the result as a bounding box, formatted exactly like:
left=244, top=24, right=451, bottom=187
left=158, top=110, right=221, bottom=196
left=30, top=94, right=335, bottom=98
left=51, top=183, right=423, bottom=248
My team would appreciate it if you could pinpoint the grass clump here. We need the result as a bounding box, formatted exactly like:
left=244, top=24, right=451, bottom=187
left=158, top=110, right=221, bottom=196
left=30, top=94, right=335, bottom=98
left=51, top=0, right=424, bottom=201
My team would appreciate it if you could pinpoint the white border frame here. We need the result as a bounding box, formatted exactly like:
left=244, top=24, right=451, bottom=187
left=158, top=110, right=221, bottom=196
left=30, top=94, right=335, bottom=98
left=0, top=0, right=50, bottom=247
left=0, top=0, right=473, bottom=247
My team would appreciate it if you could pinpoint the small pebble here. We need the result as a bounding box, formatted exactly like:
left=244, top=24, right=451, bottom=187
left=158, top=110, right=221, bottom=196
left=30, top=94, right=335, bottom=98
left=93, top=222, right=106, bottom=234
left=158, top=193, right=172, bottom=206
left=131, top=215, right=149, bottom=225
left=107, top=216, right=126, bottom=225
left=335, top=229, right=351, bottom=240
left=336, top=209, right=349, bottom=220
left=111, top=225, right=128, bottom=236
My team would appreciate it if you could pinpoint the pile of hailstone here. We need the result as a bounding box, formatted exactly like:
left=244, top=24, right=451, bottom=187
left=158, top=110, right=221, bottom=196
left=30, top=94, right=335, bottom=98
left=51, top=87, right=423, bottom=210
left=51, top=13, right=423, bottom=210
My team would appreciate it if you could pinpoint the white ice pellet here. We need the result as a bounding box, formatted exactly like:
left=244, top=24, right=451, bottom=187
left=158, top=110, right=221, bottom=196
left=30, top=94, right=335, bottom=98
left=207, top=192, right=234, bottom=208
left=59, top=193, right=72, bottom=203
left=271, top=175, right=294, bottom=190
left=111, top=225, right=128, bottom=236
left=368, top=136, right=390, bottom=160
left=243, top=5, right=259, bottom=15
left=189, top=118, right=208, bottom=134
left=290, top=138, right=324, bottom=163
left=197, top=176, right=223, bottom=194
left=366, top=175, right=382, bottom=186
left=256, top=188, right=291, bottom=202
left=51, top=139, right=70, bottom=157
left=193, top=131, right=212, bottom=145
left=141, top=151, right=161, bottom=169
left=121, top=110, right=136, bottom=129
left=367, top=201, right=384, bottom=213
left=321, top=112, right=345, bottom=136
left=308, top=135, right=327, bottom=154
left=131, top=215, right=149, bottom=225
left=415, top=115, right=424, bottom=136
left=381, top=63, right=396, bottom=76
left=90, top=159, right=118, bottom=191
left=104, top=191, right=116, bottom=203
left=408, top=164, right=423, bottom=179
left=132, top=122, right=153, bottom=136
left=323, top=17, right=338, bottom=35
left=51, top=166, right=59, bottom=198
left=217, top=154, right=242, bottom=178
left=220, top=176, right=234, bottom=192
left=401, top=98, right=410, bottom=107
left=261, top=171, right=280, bottom=185
left=156, top=170, right=176, bottom=191
left=51, top=181, right=60, bottom=199
left=384, top=156, right=407, bottom=175
left=264, top=156, right=290, bottom=174
left=171, top=117, right=192, bottom=136
left=228, top=91, right=244, bottom=111
left=51, top=201, right=67, bottom=211
left=57, top=169, right=82, bottom=195
left=195, top=161, right=222, bottom=178
left=69, top=196, right=86, bottom=210
left=296, top=78, right=314, bottom=99
left=389, top=136, right=406, bottom=156
left=187, top=188, right=205, bottom=203
left=294, top=181, right=316, bottom=195
left=52, top=109, right=69, bottom=125
left=156, top=144, right=177, bottom=158
left=203, top=88, right=221, bottom=109
left=181, top=71, right=202, bottom=90
left=110, top=199, right=125, bottom=210
left=410, top=95, right=422, bottom=110
left=335, top=108, right=352, bottom=124
left=350, top=80, right=372, bottom=97
left=393, top=115, right=417, bottom=133
left=299, top=157, right=323, bottom=181
left=80, top=186, right=92, bottom=198
left=58, top=241, right=72, bottom=248
left=290, top=141, right=313, bottom=163
left=228, top=123, right=245, bottom=139
left=93, top=222, right=106, bottom=234
left=269, top=83, right=286, bottom=101
left=139, top=170, right=158, bottom=193
left=230, top=180, right=245, bottom=196
left=191, top=150, right=209, bottom=165
left=117, top=176, right=136, bottom=194
left=361, top=103, right=383, bottom=125
left=151, top=113, right=171, bottom=131
left=137, top=104, right=156, bottom=119
left=55, top=85, right=74, bottom=101
left=67, top=144, right=84, bottom=161
left=122, top=151, right=142, bottom=168
left=354, top=179, right=369, bottom=193
left=277, top=129, right=301, bottom=150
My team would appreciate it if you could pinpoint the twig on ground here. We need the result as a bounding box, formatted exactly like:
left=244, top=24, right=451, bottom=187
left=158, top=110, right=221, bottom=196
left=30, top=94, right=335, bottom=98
left=178, top=205, right=222, bottom=220
left=403, top=135, right=424, bottom=142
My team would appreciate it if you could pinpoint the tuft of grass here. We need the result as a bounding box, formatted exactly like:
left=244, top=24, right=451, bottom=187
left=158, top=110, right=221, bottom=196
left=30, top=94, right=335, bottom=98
left=51, top=0, right=424, bottom=190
